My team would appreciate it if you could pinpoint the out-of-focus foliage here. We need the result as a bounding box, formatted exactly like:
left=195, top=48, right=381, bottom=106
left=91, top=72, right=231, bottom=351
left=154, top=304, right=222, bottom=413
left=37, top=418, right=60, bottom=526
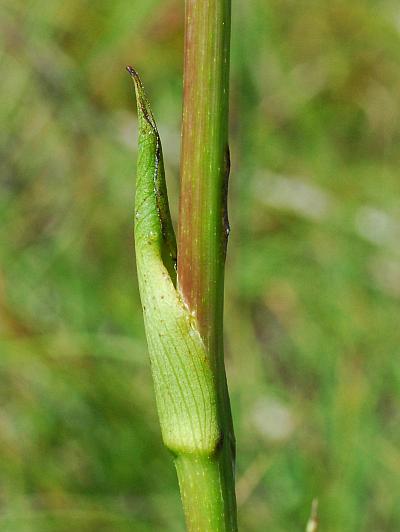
left=1, top=0, right=400, bottom=530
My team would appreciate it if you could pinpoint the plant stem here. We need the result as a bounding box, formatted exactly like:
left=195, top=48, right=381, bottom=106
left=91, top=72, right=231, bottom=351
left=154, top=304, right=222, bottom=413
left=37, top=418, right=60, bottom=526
left=179, top=0, right=231, bottom=355
left=175, top=455, right=231, bottom=531
left=177, top=0, right=237, bottom=530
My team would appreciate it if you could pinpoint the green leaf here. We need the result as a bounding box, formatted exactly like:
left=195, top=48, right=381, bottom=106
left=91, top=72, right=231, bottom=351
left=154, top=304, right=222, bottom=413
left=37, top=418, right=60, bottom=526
left=127, top=67, right=220, bottom=455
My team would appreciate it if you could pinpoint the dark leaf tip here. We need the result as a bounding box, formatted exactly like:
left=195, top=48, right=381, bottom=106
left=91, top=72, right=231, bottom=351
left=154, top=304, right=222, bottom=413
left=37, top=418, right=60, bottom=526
left=126, top=65, right=138, bottom=78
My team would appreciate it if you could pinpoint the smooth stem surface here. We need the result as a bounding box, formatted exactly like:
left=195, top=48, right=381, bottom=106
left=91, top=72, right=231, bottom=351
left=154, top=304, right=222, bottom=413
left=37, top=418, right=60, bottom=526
left=179, top=0, right=231, bottom=353
left=175, top=455, right=229, bottom=531
left=177, top=1, right=237, bottom=530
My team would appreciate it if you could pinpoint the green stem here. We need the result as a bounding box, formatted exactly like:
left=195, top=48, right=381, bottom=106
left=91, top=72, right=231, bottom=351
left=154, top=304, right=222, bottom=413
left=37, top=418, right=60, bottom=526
left=175, top=455, right=229, bottom=531
left=177, top=0, right=237, bottom=530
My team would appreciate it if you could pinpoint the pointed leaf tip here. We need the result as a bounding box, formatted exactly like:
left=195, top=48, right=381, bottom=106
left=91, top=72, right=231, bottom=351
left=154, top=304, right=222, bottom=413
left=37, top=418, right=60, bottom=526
left=126, top=65, right=138, bottom=77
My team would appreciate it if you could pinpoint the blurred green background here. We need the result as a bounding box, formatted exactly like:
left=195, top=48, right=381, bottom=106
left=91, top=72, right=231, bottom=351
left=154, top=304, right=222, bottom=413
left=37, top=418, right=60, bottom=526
left=1, top=0, right=400, bottom=530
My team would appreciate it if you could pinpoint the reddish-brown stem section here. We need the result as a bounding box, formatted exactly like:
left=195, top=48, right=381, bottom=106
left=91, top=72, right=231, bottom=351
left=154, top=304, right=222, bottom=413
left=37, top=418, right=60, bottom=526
left=178, top=0, right=231, bottom=359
